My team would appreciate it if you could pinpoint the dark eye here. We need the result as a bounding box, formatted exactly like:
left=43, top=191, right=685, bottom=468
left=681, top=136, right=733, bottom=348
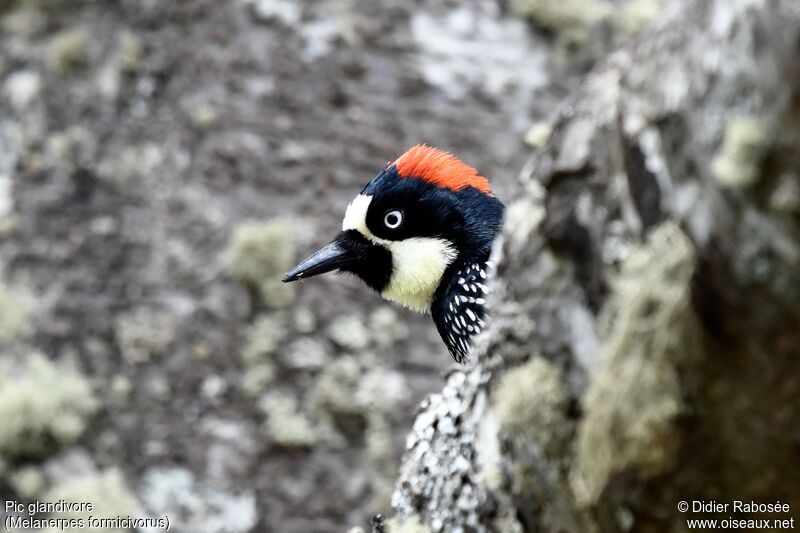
left=383, top=209, right=403, bottom=229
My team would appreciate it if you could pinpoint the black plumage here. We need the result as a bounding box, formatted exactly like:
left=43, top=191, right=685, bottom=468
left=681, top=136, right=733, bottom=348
left=432, top=260, right=493, bottom=363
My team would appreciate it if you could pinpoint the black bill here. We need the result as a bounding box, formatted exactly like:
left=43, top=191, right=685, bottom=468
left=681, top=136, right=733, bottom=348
left=282, top=232, right=360, bottom=283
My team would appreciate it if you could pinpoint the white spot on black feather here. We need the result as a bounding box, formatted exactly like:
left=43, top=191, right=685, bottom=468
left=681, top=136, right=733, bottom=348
left=435, top=260, right=494, bottom=363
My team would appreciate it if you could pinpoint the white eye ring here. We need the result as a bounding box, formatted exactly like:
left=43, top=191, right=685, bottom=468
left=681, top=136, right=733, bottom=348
left=383, top=209, right=403, bottom=229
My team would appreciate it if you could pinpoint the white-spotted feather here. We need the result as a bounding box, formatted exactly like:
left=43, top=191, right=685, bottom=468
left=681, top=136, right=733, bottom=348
left=435, top=260, right=493, bottom=363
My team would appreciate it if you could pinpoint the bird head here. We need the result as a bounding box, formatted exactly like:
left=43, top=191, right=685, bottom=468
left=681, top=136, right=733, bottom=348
left=282, top=145, right=504, bottom=361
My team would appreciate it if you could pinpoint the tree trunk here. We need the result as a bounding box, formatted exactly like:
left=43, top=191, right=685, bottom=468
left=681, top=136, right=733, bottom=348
left=387, top=0, right=800, bottom=531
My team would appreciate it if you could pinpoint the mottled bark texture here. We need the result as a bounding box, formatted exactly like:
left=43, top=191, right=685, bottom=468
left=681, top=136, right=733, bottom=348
left=388, top=0, right=800, bottom=531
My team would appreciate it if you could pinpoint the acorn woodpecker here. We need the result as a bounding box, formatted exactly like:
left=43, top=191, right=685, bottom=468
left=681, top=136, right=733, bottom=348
left=282, top=145, right=504, bottom=362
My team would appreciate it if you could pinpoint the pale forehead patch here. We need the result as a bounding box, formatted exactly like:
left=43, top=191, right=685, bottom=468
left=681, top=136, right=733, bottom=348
left=342, top=194, right=373, bottom=235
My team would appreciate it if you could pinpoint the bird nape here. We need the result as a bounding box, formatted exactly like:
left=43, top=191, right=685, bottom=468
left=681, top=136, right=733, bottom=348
left=281, top=144, right=505, bottom=363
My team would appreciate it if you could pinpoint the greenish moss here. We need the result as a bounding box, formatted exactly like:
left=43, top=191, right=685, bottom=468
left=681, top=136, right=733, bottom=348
left=368, top=307, right=408, bottom=347
left=327, top=314, right=370, bottom=351
left=229, top=219, right=296, bottom=308
left=0, top=214, right=20, bottom=237
left=1, top=6, right=45, bottom=35
left=493, top=356, right=571, bottom=459
left=241, top=363, right=275, bottom=396
left=190, top=104, right=219, bottom=130
left=114, top=307, right=177, bottom=363
left=0, top=353, right=97, bottom=459
left=259, top=393, right=316, bottom=448
left=615, top=0, right=664, bottom=35
left=386, top=515, right=430, bottom=533
left=570, top=223, right=701, bottom=505
left=308, top=354, right=401, bottom=501
left=0, top=276, right=35, bottom=343
left=492, top=357, right=582, bottom=532
left=49, top=30, right=90, bottom=73
left=241, top=312, right=286, bottom=365
left=282, top=337, right=330, bottom=369
left=712, top=116, right=770, bottom=188
left=364, top=414, right=396, bottom=510
left=9, top=465, right=44, bottom=498
left=509, top=0, right=609, bottom=45
left=42, top=468, right=137, bottom=533
left=119, top=31, right=143, bottom=72
left=97, top=144, right=163, bottom=187
left=110, top=375, right=132, bottom=402
left=503, top=195, right=547, bottom=252
left=292, top=307, right=317, bottom=333
left=45, top=126, right=96, bottom=176
left=310, top=356, right=364, bottom=418
left=523, top=122, right=552, bottom=148
left=769, top=173, right=800, bottom=213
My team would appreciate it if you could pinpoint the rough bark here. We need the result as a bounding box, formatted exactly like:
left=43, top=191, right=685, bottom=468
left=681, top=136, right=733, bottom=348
left=387, top=0, right=800, bottom=531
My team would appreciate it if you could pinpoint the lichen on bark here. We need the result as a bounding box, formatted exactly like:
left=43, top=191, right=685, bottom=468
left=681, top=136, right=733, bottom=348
left=385, top=0, right=800, bottom=531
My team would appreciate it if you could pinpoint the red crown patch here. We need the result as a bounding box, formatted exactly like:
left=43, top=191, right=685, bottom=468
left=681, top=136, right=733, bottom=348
left=394, top=145, right=491, bottom=195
